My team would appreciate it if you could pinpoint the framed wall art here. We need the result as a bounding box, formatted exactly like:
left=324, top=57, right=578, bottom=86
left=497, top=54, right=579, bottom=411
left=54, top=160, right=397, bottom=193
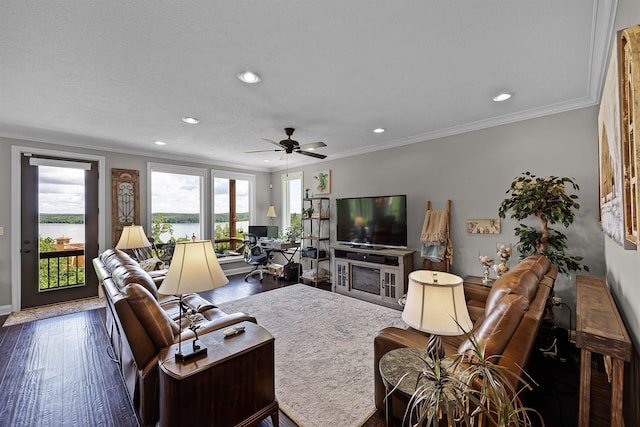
left=466, top=218, right=500, bottom=234
left=111, top=168, right=140, bottom=245
left=313, top=170, right=331, bottom=195
left=598, top=25, right=639, bottom=249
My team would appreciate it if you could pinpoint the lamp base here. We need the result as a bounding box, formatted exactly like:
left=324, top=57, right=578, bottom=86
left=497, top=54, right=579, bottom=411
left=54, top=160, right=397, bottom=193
left=426, top=334, right=445, bottom=362
left=175, top=339, right=207, bottom=361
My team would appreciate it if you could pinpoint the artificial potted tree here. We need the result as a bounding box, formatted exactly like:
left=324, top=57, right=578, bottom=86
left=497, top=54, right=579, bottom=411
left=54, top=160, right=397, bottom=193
left=498, top=172, right=588, bottom=274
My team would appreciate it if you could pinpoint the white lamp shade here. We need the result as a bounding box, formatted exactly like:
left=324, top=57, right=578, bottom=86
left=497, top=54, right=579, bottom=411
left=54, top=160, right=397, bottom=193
left=266, top=205, right=277, bottom=218
left=158, top=240, right=229, bottom=295
left=402, top=270, right=473, bottom=336
left=116, top=225, right=151, bottom=249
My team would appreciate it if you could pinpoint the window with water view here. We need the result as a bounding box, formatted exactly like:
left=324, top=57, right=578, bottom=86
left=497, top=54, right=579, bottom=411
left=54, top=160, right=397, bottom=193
left=38, top=165, right=86, bottom=290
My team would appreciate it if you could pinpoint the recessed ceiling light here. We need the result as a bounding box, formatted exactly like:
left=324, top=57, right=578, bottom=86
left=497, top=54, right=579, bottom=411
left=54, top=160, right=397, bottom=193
left=237, top=71, right=262, bottom=84
left=492, top=93, right=512, bottom=102
left=373, top=128, right=385, bottom=134
left=181, top=117, right=199, bottom=124
left=263, top=159, right=270, bottom=163
left=154, top=140, right=166, bottom=146
left=307, top=147, right=316, bottom=151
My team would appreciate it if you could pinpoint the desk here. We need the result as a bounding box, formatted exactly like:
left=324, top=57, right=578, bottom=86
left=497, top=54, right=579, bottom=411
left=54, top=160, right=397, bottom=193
left=259, top=240, right=299, bottom=263
left=576, top=276, right=631, bottom=427
left=259, top=239, right=298, bottom=250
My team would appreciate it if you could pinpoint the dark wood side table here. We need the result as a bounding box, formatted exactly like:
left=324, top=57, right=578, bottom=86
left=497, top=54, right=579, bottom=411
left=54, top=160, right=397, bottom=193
left=158, top=321, right=279, bottom=427
left=576, top=276, right=631, bottom=427
left=463, top=275, right=495, bottom=288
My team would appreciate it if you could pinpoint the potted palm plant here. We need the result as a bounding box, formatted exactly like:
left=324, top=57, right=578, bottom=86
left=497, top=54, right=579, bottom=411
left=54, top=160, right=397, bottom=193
left=398, top=332, right=542, bottom=427
left=498, top=172, right=588, bottom=274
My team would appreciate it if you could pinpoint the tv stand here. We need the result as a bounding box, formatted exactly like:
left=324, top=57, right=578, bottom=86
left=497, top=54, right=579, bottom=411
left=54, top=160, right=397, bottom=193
left=331, top=244, right=415, bottom=309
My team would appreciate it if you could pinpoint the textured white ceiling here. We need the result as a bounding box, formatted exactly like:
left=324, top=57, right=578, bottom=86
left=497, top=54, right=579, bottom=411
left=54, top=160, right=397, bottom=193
left=0, top=1, right=617, bottom=171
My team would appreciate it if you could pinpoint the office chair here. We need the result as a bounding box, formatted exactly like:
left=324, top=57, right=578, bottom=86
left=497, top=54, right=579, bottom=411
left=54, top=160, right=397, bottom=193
left=243, top=233, right=270, bottom=281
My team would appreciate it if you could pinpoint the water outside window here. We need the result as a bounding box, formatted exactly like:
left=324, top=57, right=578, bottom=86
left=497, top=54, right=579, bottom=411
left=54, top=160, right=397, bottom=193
left=213, top=176, right=250, bottom=254
left=151, top=171, right=202, bottom=243
left=38, top=165, right=86, bottom=290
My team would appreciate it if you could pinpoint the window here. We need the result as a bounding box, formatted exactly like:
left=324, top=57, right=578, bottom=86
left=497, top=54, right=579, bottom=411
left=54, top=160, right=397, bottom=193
left=212, top=170, right=255, bottom=254
left=282, top=171, right=303, bottom=239
left=148, top=164, right=205, bottom=243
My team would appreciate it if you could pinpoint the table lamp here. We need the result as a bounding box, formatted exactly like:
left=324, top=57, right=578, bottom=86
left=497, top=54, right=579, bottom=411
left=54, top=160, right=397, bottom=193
left=402, top=270, right=473, bottom=362
left=158, top=240, right=229, bottom=361
left=115, top=224, right=152, bottom=260
left=266, top=205, right=277, bottom=225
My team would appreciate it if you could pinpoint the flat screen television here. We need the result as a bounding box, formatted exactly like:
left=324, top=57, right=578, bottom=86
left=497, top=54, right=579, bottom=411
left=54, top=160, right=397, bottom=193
left=336, top=195, right=407, bottom=249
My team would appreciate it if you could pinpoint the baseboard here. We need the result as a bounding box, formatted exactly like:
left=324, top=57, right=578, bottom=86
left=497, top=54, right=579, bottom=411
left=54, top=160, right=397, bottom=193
left=0, top=304, right=13, bottom=316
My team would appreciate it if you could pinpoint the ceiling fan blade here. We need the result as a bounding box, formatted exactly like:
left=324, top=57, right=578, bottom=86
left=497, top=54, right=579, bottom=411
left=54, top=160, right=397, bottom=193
left=299, top=141, right=326, bottom=150
left=262, top=138, right=284, bottom=148
left=245, top=149, right=283, bottom=153
left=280, top=152, right=289, bottom=161
left=299, top=151, right=327, bottom=159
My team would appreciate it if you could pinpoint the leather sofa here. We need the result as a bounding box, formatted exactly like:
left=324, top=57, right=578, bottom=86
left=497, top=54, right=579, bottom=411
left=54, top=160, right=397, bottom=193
left=93, top=249, right=256, bottom=426
left=374, top=255, right=558, bottom=421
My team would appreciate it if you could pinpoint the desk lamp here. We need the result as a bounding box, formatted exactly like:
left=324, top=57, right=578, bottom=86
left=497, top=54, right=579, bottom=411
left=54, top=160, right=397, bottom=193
left=158, top=240, right=229, bottom=360
left=402, top=270, right=472, bottom=363
left=266, top=205, right=277, bottom=225
left=115, top=224, right=152, bottom=260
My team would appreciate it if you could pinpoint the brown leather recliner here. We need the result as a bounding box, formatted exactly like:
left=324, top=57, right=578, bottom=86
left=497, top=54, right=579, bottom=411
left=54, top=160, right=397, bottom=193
left=94, top=249, right=256, bottom=426
left=373, top=255, right=558, bottom=421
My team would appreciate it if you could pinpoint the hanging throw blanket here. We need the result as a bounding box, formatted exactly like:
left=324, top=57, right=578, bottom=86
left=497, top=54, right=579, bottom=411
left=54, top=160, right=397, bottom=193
left=420, top=210, right=453, bottom=264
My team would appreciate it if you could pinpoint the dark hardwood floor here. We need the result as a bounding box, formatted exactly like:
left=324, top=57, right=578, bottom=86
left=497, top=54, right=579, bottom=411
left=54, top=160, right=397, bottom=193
left=0, top=273, right=610, bottom=427
left=0, top=274, right=319, bottom=427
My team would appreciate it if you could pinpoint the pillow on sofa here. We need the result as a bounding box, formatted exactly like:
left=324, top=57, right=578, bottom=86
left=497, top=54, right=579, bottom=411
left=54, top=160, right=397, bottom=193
left=112, top=264, right=159, bottom=300
left=123, top=283, right=179, bottom=349
left=139, top=257, right=164, bottom=272
left=458, top=293, right=529, bottom=360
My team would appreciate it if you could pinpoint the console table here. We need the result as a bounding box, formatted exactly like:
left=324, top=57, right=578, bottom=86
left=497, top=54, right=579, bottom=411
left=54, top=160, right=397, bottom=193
left=331, top=244, right=414, bottom=309
left=158, top=321, right=278, bottom=427
left=575, top=276, right=631, bottom=427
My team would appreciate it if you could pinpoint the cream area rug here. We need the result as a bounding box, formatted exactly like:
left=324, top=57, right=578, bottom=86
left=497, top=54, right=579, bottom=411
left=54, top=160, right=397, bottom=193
left=217, top=284, right=406, bottom=427
left=3, top=297, right=106, bottom=327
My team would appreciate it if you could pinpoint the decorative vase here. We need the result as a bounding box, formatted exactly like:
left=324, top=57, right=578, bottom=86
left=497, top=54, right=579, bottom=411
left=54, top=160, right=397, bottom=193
left=478, top=251, right=494, bottom=283
left=494, top=243, right=512, bottom=277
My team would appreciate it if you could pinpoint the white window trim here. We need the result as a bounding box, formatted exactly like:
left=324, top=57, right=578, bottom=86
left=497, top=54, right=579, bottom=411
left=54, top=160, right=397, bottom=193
left=282, top=171, right=303, bottom=231
left=211, top=169, right=257, bottom=226
left=147, top=163, right=207, bottom=239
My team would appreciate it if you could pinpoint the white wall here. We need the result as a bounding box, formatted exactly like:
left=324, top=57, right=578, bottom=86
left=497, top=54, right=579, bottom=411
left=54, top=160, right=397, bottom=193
left=273, top=106, right=604, bottom=329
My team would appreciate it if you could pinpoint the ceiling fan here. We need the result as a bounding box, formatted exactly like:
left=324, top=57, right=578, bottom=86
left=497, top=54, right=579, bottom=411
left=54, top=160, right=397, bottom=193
left=246, top=128, right=327, bottom=160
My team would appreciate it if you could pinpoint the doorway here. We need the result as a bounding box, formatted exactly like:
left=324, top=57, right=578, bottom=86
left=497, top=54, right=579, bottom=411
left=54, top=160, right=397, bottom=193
left=18, top=152, right=101, bottom=309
